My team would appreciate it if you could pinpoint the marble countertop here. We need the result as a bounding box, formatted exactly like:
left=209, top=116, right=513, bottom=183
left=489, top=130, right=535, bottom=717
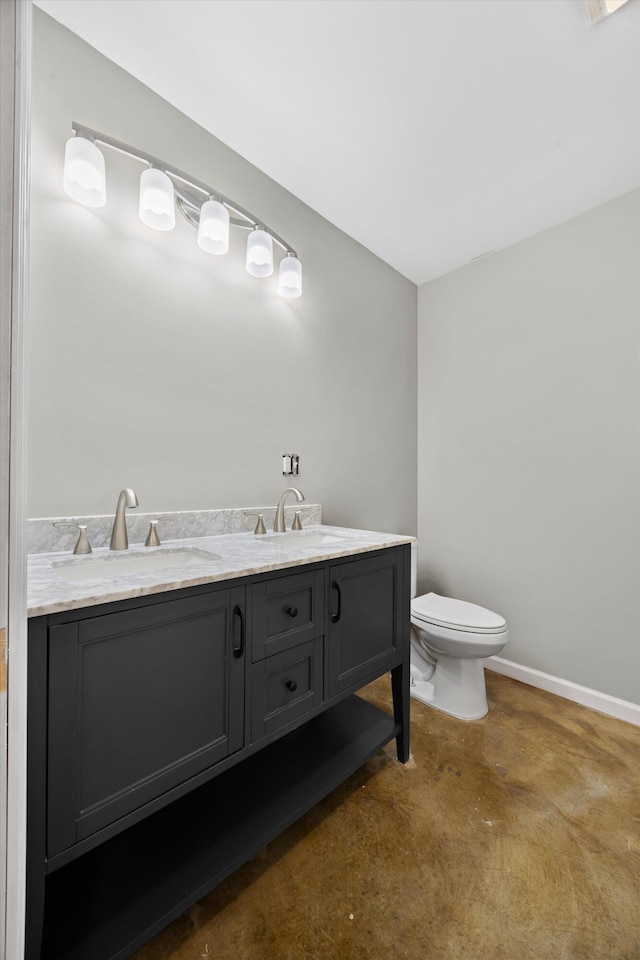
left=27, top=525, right=415, bottom=618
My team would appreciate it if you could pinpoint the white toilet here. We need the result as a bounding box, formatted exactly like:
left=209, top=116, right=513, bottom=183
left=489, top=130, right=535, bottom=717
left=409, top=545, right=508, bottom=720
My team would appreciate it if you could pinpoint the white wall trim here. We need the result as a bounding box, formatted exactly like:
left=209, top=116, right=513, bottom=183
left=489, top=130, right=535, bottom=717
left=485, top=656, right=640, bottom=727
left=2, top=2, right=31, bottom=958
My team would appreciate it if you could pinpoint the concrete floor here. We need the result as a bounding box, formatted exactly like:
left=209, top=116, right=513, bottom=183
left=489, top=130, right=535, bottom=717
left=133, top=672, right=640, bottom=960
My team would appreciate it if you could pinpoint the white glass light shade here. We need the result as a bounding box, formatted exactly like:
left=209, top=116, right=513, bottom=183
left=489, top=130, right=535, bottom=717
left=246, top=228, right=274, bottom=278
left=63, top=136, right=106, bottom=207
left=197, top=199, right=229, bottom=255
left=139, top=167, right=175, bottom=231
left=278, top=255, right=303, bottom=298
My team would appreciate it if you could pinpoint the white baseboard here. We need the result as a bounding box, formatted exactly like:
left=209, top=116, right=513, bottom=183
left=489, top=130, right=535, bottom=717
left=484, top=656, right=640, bottom=727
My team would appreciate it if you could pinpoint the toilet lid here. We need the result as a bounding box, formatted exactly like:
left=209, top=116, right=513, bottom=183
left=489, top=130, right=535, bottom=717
left=412, top=593, right=506, bottom=634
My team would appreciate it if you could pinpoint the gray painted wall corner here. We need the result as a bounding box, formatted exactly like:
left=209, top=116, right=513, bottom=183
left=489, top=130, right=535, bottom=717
left=417, top=190, right=640, bottom=704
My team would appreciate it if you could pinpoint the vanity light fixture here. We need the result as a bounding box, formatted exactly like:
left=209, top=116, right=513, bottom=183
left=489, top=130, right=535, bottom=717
left=63, top=133, right=106, bottom=207
left=197, top=198, right=230, bottom=255
left=139, top=166, right=175, bottom=231
left=62, top=123, right=302, bottom=298
left=278, top=254, right=303, bottom=299
left=246, top=227, right=274, bottom=278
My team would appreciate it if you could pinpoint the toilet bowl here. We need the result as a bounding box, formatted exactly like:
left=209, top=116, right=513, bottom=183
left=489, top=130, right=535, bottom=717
left=410, top=592, right=509, bottom=720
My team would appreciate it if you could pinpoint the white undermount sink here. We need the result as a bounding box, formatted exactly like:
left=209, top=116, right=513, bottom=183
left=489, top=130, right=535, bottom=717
left=53, top=547, right=221, bottom=582
left=257, top=531, right=359, bottom=548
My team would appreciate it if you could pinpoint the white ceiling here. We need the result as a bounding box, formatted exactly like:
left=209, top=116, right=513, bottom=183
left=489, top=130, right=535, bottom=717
left=34, top=0, right=640, bottom=285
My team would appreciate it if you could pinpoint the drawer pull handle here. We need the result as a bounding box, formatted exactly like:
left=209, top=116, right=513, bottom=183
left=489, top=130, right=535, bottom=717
left=233, top=604, right=245, bottom=659
left=331, top=580, right=342, bottom=623
left=287, top=606, right=299, bottom=618
left=285, top=679, right=298, bottom=692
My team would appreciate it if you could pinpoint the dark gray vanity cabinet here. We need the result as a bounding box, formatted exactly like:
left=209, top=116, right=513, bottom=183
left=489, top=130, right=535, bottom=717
left=27, top=545, right=410, bottom=960
left=46, top=585, right=246, bottom=857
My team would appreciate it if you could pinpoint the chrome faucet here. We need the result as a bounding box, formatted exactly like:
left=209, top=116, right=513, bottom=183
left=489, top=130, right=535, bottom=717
left=110, top=488, right=139, bottom=550
left=273, top=487, right=304, bottom=533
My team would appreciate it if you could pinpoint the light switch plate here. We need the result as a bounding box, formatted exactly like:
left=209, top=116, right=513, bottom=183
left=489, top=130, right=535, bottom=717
left=282, top=454, right=300, bottom=476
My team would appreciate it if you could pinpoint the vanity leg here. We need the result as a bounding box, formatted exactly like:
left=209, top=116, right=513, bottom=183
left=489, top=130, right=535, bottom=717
left=26, top=618, right=48, bottom=959
left=391, top=661, right=410, bottom=763
left=25, top=870, right=45, bottom=960
left=391, top=543, right=411, bottom=763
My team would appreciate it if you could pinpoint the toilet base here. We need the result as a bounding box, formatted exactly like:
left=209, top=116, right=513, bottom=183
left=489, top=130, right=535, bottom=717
left=410, top=653, right=489, bottom=720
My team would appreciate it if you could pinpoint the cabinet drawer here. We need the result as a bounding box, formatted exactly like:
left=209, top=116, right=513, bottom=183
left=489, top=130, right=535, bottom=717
left=251, top=637, right=323, bottom=741
left=251, top=569, right=324, bottom=661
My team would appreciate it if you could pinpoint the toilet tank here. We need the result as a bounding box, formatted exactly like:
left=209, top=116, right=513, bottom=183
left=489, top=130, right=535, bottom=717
left=410, top=541, right=417, bottom=599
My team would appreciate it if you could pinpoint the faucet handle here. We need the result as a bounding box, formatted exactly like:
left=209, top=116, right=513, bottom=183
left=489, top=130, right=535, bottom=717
left=292, top=511, right=303, bottom=531
left=244, top=512, right=267, bottom=535
left=53, top=521, right=92, bottom=555
left=144, top=517, right=167, bottom=547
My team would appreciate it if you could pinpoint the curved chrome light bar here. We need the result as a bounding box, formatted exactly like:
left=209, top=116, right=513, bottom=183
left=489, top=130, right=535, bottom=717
left=64, top=122, right=302, bottom=297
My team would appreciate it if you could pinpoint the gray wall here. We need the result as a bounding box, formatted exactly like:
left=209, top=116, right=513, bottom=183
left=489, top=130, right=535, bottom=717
left=418, top=190, right=640, bottom=704
left=29, top=10, right=417, bottom=536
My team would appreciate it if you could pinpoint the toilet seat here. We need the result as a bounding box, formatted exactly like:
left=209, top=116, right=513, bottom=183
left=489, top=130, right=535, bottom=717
left=411, top=593, right=506, bottom=635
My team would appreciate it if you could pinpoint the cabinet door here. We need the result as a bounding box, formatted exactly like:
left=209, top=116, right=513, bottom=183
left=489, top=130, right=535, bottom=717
left=327, top=550, right=403, bottom=698
left=47, top=586, right=245, bottom=857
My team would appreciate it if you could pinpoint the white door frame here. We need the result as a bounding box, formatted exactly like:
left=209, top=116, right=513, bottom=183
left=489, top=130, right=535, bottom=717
left=1, top=1, right=32, bottom=958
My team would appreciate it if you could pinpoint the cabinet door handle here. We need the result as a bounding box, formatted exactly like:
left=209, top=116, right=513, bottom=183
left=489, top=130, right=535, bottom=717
left=285, top=679, right=298, bottom=692
left=287, top=606, right=298, bottom=618
left=330, top=580, right=341, bottom=623
left=233, top=604, right=245, bottom=659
